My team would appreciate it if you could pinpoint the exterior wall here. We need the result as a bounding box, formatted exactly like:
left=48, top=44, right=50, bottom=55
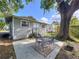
left=12, top=16, right=49, bottom=40
left=39, top=24, right=47, bottom=36
left=46, top=25, right=53, bottom=32
left=33, top=23, right=47, bottom=36
left=12, top=17, right=33, bottom=40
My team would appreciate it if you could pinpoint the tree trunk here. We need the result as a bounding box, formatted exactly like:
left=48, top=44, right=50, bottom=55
left=56, top=12, right=73, bottom=40
left=55, top=1, right=76, bottom=41
left=55, top=0, right=79, bottom=41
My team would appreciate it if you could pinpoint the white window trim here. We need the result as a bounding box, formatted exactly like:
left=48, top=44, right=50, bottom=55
left=20, top=20, right=29, bottom=27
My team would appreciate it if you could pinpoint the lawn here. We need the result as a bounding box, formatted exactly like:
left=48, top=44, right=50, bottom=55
left=43, top=26, right=79, bottom=42
left=69, top=26, right=79, bottom=42
left=70, top=26, right=79, bottom=39
left=44, top=32, right=57, bottom=38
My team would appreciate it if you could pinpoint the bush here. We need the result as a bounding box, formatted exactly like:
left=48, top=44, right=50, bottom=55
left=70, top=26, right=79, bottom=39
left=28, top=33, right=37, bottom=38
left=0, top=22, right=6, bottom=30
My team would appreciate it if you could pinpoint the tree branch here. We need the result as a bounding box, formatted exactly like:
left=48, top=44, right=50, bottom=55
left=56, top=0, right=70, bottom=14
left=66, top=0, right=79, bottom=18
left=56, top=0, right=64, bottom=4
left=70, top=0, right=79, bottom=12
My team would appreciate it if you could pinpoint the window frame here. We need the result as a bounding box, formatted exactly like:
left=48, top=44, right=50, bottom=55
left=20, top=20, right=29, bottom=27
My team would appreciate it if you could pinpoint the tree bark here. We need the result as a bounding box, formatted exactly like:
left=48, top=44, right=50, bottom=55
left=56, top=1, right=73, bottom=40
left=57, top=13, right=72, bottom=40
left=55, top=0, right=79, bottom=41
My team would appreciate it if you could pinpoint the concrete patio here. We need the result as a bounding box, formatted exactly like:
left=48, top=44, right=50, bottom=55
left=13, top=39, right=64, bottom=59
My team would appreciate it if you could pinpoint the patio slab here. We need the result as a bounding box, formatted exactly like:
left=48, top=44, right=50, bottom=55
left=13, top=39, right=64, bottom=59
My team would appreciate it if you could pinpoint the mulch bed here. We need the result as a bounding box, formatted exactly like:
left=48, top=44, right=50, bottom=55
left=0, top=38, right=16, bottom=59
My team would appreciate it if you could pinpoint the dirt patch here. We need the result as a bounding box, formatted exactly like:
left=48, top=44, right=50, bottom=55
left=55, top=41, right=79, bottom=59
left=0, top=39, right=16, bottom=59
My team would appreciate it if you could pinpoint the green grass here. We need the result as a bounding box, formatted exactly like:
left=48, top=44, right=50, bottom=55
left=44, top=26, right=79, bottom=42
left=70, top=26, right=79, bottom=42
left=70, top=26, right=79, bottom=38
left=0, top=30, right=9, bottom=32
left=70, top=35, right=79, bottom=42
left=44, top=32, right=57, bottom=37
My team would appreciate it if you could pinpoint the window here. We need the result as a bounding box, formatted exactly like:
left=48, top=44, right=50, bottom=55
left=21, top=20, right=29, bottom=27
left=42, top=24, right=45, bottom=28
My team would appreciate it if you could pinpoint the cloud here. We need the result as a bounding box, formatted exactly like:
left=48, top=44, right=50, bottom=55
left=51, top=14, right=61, bottom=20
left=40, top=17, right=48, bottom=23
left=73, top=9, right=79, bottom=19
left=50, top=14, right=61, bottom=23
left=39, top=14, right=61, bottom=24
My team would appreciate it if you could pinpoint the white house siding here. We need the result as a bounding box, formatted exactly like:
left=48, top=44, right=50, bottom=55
left=36, top=23, right=47, bottom=36
left=12, top=17, right=33, bottom=40
left=11, top=16, right=49, bottom=40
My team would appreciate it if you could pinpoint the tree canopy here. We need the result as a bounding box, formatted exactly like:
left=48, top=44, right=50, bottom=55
left=1, top=0, right=79, bottom=17
left=0, top=0, right=32, bottom=17
left=41, top=0, right=79, bottom=13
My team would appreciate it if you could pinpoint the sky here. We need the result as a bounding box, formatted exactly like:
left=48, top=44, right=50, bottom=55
left=14, top=0, right=79, bottom=24
left=14, top=0, right=59, bottom=24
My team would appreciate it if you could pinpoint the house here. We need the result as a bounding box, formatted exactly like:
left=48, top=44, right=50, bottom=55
left=33, top=21, right=48, bottom=36
left=52, top=21, right=60, bottom=32
left=4, top=15, right=48, bottom=40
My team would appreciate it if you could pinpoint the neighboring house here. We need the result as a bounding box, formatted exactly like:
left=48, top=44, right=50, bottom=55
left=5, top=15, right=48, bottom=40
left=51, top=21, right=60, bottom=32
left=34, top=21, right=48, bottom=36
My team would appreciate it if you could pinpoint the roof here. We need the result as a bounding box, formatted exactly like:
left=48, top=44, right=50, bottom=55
left=13, top=15, right=36, bottom=22
left=5, top=15, right=49, bottom=25
left=35, top=21, right=48, bottom=25
left=13, top=15, right=48, bottom=25
left=52, top=21, right=59, bottom=25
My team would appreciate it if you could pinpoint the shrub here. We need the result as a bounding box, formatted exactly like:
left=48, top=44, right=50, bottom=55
left=70, top=26, right=79, bottom=39
left=0, top=22, right=6, bottom=30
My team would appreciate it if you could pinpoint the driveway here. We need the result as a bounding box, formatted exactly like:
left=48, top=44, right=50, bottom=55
left=13, top=39, right=64, bottom=59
